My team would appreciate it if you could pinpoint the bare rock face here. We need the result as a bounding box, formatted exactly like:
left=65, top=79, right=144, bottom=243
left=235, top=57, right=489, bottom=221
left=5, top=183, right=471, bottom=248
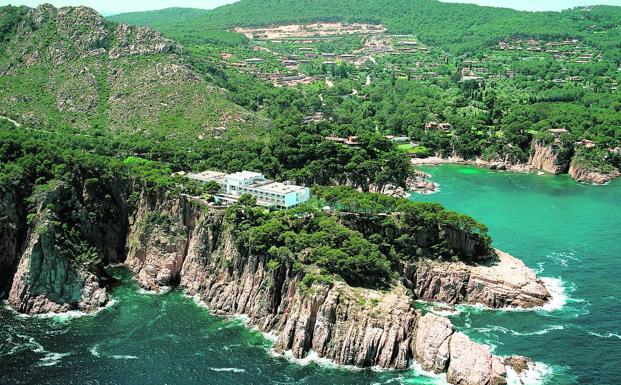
left=108, top=24, right=180, bottom=59
left=529, top=141, right=571, bottom=174
left=4, top=176, right=129, bottom=314
left=8, top=218, right=107, bottom=314
left=125, top=194, right=196, bottom=290
left=569, top=160, right=620, bottom=185
left=7, top=5, right=178, bottom=67
left=447, top=332, right=507, bottom=385
left=414, top=313, right=453, bottom=373
left=408, top=250, right=550, bottom=308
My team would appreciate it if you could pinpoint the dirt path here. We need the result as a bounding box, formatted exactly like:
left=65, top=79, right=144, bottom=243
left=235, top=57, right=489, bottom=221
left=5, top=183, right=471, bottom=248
left=0, top=115, right=21, bottom=127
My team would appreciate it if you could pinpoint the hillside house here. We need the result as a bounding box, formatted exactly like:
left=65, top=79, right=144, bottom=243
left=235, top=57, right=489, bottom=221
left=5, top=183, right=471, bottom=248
left=425, top=122, right=452, bottom=131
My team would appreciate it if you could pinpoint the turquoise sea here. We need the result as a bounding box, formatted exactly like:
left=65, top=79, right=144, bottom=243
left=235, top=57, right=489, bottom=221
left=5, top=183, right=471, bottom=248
left=1, top=165, right=620, bottom=385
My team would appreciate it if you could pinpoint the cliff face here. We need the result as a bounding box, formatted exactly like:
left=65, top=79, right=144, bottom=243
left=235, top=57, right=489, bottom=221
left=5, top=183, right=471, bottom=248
left=406, top=250, right=550, bottom=308
left=569, top=159, right=621, bottom=185
left=2, top=188, right=547, bottom=384
left=5, top=178, right=131, bottom=313
left=119, top=192, right=546, bottom=384
left=8, top=217, right=108, bottom=314
left=529, top=141, right=571, bottom=175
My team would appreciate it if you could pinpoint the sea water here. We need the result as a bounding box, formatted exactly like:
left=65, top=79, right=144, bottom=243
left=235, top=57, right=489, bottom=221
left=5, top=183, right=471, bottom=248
left=1, top=165, right=619, bottom=385
left=413, top=165, right=621, bottom=385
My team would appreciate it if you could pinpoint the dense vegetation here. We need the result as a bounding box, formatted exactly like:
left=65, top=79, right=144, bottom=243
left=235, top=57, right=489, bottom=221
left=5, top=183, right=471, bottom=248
left=1, top=1, right=620, bottom=289
left=110, top=0, right=621, bottom=56
left=0, top=121, right=491, bottom=289
left=110, top=0, right=621, bottom=174
left=226, top=187, right=491, bottom=289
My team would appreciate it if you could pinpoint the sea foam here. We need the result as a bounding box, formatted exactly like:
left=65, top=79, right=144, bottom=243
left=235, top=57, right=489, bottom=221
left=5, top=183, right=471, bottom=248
left=539, top=277, right=568, bottom=312
left=474, top=324, right=565, bottom=337
left=587, top=331, right=621, bottom=340
left=209, top=367, right=246, bottom=373
left=506, top=361, right=553, bottom=385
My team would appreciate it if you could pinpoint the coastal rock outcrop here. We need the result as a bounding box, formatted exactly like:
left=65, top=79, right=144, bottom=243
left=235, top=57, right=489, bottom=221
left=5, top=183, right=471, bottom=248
left=8, top=217, right=108, bottom=314
left=4, top=177, right=130, bottom=314
left=447, top=332, right=507, bottom=385
left=120, top=192, right=546, bottom=384
left=3, top=186, right=548, bottom=385
left=569, top=160, right=620, bottom=185
left=407, top=250, right=550, bottom=308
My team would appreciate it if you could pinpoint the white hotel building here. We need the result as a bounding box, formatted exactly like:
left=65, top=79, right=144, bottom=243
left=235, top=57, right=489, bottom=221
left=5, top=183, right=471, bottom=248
left=187, top=170, right=310, bottom=209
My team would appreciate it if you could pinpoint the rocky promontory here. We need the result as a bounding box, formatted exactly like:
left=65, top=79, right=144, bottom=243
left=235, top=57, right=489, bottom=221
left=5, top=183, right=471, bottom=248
left=121, top=192, right=547, bottom=383
left=1, top=183, right=550, bottom=385
left=569, top=159, right=621, bottom=185
left=407, top=249, right=550, bottom=309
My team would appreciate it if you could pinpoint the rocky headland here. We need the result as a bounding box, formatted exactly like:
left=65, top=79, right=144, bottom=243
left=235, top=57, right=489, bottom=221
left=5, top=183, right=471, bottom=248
left=1, top=179, right=551, bottom=385
left=568, top=159, right=621, bottom=185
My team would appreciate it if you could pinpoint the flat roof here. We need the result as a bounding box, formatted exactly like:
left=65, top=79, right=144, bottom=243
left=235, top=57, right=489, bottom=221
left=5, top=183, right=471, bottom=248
left=187, top=171, right=227, bottom=182
left=228, top=171, right=264, bottom=180
left=248, top=180, right=307, bottom=194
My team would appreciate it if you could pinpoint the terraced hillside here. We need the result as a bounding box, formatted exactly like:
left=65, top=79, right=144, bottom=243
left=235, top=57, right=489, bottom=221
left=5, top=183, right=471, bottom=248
left=110, top=0, right=621, bottom=55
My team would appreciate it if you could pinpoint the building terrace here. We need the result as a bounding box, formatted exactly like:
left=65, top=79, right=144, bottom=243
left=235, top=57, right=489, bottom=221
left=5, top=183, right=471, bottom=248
left=187, top=170, right=310, bottom=209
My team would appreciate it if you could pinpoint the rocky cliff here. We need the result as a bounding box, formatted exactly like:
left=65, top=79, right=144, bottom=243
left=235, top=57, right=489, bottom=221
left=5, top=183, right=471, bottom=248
left=528, top=141, right=571, bottom=175
left=119, top=192, right=547, bottom=384
left=569, top=158, right=621, bottom=185
left=405, top=250, right=550, bottom=308
left=2, top=186, right=549, bottom=384
left=4, top=176, right=131, bottom=313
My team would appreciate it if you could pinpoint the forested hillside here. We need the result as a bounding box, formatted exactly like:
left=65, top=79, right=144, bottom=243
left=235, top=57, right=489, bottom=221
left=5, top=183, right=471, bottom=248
left=110, top=0, right=621, bottom=56
left=111, top=0, right=621, bottom=181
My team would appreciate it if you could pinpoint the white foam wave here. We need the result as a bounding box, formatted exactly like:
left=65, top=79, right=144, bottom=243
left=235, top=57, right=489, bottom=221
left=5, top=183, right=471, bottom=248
left=475, top=324, right=565, bottom=337
left=110, top=354, right=138, bottom=360
left=407, top=361, right=450, bottom=385
left=5, top=299, right=118, bottom=322
left=545, top=251, right=580, bottom=268
left=90, top=344, right=101, bottom=357
left=533, top=262, right=546, bottom=274
left=37, top=351, right=71, bottom=367
left=587, top=331, right=621, bottom=340
left=188, top=293, right=209, bottom=309
left=539, top=277, right=568, bottom=312
left=209, top=367, right=246, bottom=373
left=7, top=334, right=71, bottom=366
left=8, top=334, right=45, bottom=356
left=90, top=343, right=137, bottom=360
left=278, top=349, right=356, bottom=369
left=506, top=361, right=553, bottom=385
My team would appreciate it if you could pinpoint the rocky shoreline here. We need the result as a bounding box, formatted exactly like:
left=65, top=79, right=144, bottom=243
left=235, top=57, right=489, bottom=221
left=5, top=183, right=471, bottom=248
left=371, top=170, right=438, bottom=198
left=2, top=189, right=552, bottom=385
left=411, top=149, right=620, bottom=185
left=569, top=161, right=621, bottom=185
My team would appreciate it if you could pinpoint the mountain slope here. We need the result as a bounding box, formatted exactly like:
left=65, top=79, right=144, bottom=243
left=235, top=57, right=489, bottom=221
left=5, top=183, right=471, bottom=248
left=0, top=4, right=267, bottom=138
left=109, top=0, right=621, bottom=53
